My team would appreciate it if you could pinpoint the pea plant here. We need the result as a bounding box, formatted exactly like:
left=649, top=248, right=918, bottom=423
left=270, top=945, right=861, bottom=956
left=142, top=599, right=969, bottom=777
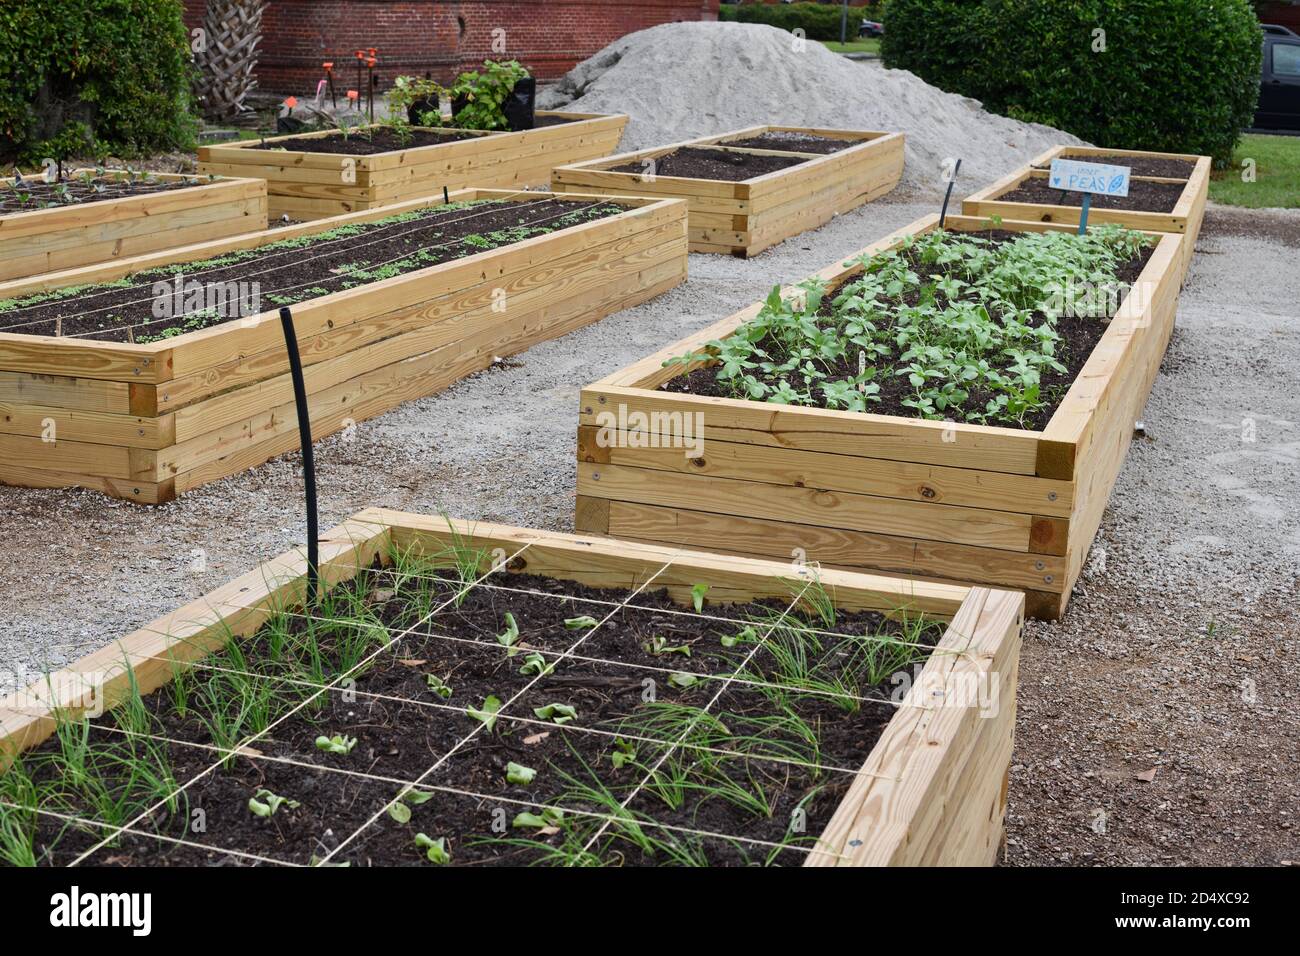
left=666, top=225, right=1150, bottom=428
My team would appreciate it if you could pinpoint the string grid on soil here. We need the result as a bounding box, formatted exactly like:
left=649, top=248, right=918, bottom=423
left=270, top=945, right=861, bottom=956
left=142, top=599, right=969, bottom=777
left=610, top=146, right=808, bottom=182
left=0, top=175, right=201, bottom=214
left=0, top=196, right=624, bottom=344
left=0, top=545, right=950, bottom=868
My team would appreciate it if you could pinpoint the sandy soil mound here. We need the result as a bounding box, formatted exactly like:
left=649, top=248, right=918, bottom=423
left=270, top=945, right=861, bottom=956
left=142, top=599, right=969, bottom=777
left=540, top=21, right=1084, bottom=196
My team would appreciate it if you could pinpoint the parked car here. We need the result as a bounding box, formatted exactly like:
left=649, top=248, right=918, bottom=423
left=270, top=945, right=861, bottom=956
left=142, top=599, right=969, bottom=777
left=1255, top=24, right=1300, bottom=130
left=859, top=19, right=885, bottom=38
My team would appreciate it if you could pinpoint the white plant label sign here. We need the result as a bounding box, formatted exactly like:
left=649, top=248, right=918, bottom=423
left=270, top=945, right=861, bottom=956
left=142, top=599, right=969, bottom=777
left=1048, top=158, right=1131, bottom=198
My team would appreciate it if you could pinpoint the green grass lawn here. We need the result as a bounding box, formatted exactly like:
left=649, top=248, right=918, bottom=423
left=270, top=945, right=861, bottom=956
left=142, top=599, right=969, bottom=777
left=1209, top=133, right=1300, bottom=209
left=821, top=38, right=881, bottom=55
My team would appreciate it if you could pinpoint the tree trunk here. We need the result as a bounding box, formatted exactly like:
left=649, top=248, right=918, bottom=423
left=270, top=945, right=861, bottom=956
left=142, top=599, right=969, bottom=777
left=194, top=0, right=268, bottom=121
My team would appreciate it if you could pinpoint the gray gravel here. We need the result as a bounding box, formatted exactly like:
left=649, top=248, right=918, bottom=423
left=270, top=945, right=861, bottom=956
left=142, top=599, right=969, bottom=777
left=1, top=198, right=1297, bottom=866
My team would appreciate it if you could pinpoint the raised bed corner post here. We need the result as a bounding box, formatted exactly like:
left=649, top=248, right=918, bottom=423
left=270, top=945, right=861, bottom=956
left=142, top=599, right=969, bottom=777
left=278, top=306, right=320, bottom=606
left=940, top=158, right=962, bottom=228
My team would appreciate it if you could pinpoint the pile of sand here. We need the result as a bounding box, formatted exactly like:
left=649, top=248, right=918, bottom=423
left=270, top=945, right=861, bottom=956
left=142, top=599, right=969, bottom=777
left=539, top=22, right=1083, bottom=196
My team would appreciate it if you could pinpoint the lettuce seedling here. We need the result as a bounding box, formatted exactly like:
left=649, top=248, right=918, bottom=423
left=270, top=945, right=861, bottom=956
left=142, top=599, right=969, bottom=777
left=518, top=652, right=554, bottom=677
left=721, top=625, right=758, bottom=649
left=248, top=788, right=300, bottom=818
left=645, top=636, right=691, bottom=657
left=691, top=583, right=709, bottom=613
left=533, top=703, right=577, bottom=725
left=564, top=615, right=599, bottom=630
left=388, top=788, right=435, bottom=823
left=414, top=833, right=450, bottom=864
left=668, top=672, right=699, bottom=690
left=506, top=762, right=537, bottom=785
left=610, top=738, right=638, bottom=769
left=315, top=734, right=358, bottom=755
left=496, top=612, right=521, bottom=655
left=426, top=673, right=453, bottom=699
left=513, top=807, right=565, bottom=830
left=468, top=695, right=503, bottom=731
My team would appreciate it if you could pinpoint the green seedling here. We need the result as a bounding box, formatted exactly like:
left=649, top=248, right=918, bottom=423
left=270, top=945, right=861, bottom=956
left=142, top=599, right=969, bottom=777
left=691, top=583, right=709, bottom=613
left=564, top=615, right=599, bottom=630
left=721, top=624, right=759, bottom=649
left=468, top=695, right=503, bottom=731
left=533, top=703, right=578, bottom=725
left=610, top=738, right=638, bottom=769
left=668, top=672, right=699, bottom=690
left=314, top=734, right=358, bottom=755
left=496, top=612, right=521, bottom=655
left=513, top=807, right=565, bottom=830
left=645, top=635, right=691, bottom=657
left=518, top=652, right=554, bottom=677
left=248, top=788, right=299, bottom=818
left=414, top=832, right=451, bottom=864
left=388, top=788, right=435, bottom=823
left=506, top=762, right=537, bottom=785
left=426, top=673, right=453, bottom=699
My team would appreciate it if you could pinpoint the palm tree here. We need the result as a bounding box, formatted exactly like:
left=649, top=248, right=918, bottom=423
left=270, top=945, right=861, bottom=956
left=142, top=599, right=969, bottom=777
left=194, top=0, right=268, bottom=121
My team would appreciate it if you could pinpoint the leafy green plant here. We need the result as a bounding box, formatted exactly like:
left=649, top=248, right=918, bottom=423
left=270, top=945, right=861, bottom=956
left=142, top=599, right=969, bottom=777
left=450, top=60, right=529, bottom=132
left=248, top=788, right=299, bottom=818
left=414, top=832, right=451, bottom=864
left=314, top=734, right=358, bottom=755
left=533, top=703, right=578, bottom=725
left=468, top=695, right=503, bottom=731
left=518, top=652, right=554, bottom=677
left=387, top=788, right=434, bottom=823
left=644, top=636, right=691, bottom=657
left=564, top=615, right=600, bottom=630
left=425, top=673, right=453, bottom=699
left=512, top=807, right=565, bottom=830
left=496, top=612, right=521, bottom=655
left=690, top=584, right=709, bottom=613
left=506, top=762, right=537, bottom=785
left=667, top=226, right=1151, bottom=429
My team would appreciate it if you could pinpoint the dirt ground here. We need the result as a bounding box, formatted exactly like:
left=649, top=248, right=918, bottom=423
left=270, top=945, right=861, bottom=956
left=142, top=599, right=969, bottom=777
left=0, top=196, right=1296, bottom=867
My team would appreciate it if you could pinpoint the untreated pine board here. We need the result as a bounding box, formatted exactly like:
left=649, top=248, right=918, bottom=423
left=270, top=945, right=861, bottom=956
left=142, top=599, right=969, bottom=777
left=0, top=188, right=687, bottom=502
left=552, top=125, right=904, bottom=256
left=198, top=112, right=628, bottom=221
left=0, top=508, right=1020, bottom=868
left=0, top=172, right=268, bottom=282
left=574, top=213, right=1184, bottom=618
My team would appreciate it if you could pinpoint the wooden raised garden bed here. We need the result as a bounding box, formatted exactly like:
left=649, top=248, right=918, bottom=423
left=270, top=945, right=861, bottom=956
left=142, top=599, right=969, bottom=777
left=962, top=145, right=1209, bottom=281
left=0, top=188, right=686, bottom=504
left=0, top=509, right=1024, bottom=867
left=0, top=170, right=267, bottom=282
left=574, top=214, right=1185, bottom=619
left=551, top=126, right=905, bottom=257
left=197, top=112, right=628, bottom=221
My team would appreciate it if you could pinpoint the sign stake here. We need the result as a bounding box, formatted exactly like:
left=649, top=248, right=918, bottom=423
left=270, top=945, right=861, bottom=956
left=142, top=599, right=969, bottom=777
left=940, top=158, right=962, bottom=228
left=1078, top=192, right=1092, bottom=235
left=279, top=306, right=319, bottom=606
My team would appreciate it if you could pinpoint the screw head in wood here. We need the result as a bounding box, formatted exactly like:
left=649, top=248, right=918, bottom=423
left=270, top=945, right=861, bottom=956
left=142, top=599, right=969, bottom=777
left=1044, top=575, right=1054, bottom=584
left=1047, top=492, right=1058, bottom=501
left=1035, top=561, right=1045, bottom=571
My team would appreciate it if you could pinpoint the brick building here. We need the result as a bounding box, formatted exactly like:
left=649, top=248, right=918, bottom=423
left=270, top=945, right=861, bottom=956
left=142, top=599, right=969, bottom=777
left=183, top=0, right=720, bottom=94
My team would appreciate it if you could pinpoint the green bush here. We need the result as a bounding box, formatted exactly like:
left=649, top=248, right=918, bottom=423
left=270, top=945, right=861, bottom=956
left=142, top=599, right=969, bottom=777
left=0, top=0, right=195, bottom=163
left=882, top=0, right=1262, bottom=163
left=720, top=2, right=866, bottom=42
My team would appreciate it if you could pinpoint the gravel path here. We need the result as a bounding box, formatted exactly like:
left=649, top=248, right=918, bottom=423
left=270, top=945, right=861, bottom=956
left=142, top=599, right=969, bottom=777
left=0, top=198, right=1296, bottom=866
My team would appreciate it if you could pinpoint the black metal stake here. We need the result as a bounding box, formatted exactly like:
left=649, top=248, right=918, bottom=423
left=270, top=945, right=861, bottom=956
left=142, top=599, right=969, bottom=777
left=443, top=185, right=449, bottom=204
left=940, top=158, right=963, bottom=228
left=279, top=306, right=319, bottom=606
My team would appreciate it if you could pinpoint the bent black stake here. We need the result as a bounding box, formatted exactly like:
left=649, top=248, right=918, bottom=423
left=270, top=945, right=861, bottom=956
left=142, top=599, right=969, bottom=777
left=940, top=158, right=963, bottom=227
left=279, top=306, right=320, bottom=606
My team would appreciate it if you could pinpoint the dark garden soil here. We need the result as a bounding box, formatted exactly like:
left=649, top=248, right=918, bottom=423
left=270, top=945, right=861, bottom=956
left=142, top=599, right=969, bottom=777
left=1031, top=154, right=1196, bottom=179
left=252, top=127, right=490, bottom=155
left=13, top=568, right=939, bottom=867
left=999, top=176, right=1185, bottom=212
left=612, top=146, right=808, bottom=182
left=663, top=229, right=1156, bottom=431
left=0, top=175, right=201, bottom=214
left=532, top=115, right=578, bottom=128
left=0, top=198, right=624, bottom=343
left=722, top=132, right=855, bottom=155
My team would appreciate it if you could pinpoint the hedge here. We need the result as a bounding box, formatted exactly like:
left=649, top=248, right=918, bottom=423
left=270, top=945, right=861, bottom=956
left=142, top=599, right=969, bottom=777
left=881, top=0, right=1262, bottom=164
left=0, top=0, right=195, bottom=163
left=720, top=3, right=873, bottom=42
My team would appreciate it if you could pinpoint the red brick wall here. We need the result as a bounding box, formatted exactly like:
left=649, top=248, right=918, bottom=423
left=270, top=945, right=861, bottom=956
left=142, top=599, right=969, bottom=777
left=1258, top=1, right=1300, bottom=34
left=184, top=0, right=720, bottom=95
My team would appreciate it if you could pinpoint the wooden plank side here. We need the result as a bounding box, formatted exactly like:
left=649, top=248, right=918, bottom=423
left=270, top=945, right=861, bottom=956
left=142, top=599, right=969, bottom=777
left=597, top=501, right=1066, bottom=594
left=805, top=587, right=1023, bottom=865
